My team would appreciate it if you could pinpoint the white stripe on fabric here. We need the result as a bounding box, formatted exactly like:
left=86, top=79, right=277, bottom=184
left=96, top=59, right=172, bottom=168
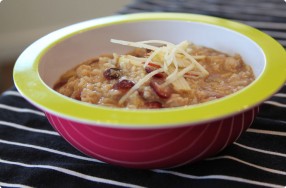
left=0, top=104, right=45, bottom=116
left=206, top=155, right=286, bottom=176
left=0, top=159, right=146, bottom=188
left=247, top=128, right=286, bottom=137
left=274, top=93, right=286, bottom=98
left=234, top=142, right=286, bottom=158
left=263, top=101, right=286, bottom=108
left=152, top=169, right=284, bottom=188
left=0, top=182, right=34, bottom=188
left=0, top=139, right=103, bottom=163
left=1, top=90, right=22, bottom=97
left=0, top=121, right=59, bottom=136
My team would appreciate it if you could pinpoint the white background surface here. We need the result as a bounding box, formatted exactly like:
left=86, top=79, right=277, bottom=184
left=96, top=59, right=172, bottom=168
left=0, top=0, right=133, bottom=64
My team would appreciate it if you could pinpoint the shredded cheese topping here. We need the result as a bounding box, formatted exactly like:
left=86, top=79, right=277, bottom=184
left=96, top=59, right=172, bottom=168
left=110, top=39, right=209, bottom=104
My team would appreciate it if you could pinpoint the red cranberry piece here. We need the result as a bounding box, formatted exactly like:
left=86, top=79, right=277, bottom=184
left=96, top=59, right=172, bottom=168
left=146, top=49, right=153, bottom=53
left=145, top=101, right=163, bottom=109
left=145, top=66, right=166, bottom=78
left=150, top=79, right=172, bottom=99
left=113, top=80, right=135, bottom=90
left=145, top=66, right=154, bottom=74
left=103, top=68, right=121, bottom=80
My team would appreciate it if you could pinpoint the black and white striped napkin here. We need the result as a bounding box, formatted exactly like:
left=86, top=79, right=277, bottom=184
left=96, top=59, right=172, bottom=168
left=1, top=0, right=286, bottom=187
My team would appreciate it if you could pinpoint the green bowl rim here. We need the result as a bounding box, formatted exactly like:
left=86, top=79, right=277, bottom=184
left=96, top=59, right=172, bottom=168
left=13, top=12, right=286, bottom=128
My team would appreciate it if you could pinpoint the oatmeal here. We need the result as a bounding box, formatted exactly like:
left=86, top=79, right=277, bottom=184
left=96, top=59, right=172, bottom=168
left=54, top=40, right=255, bottom=109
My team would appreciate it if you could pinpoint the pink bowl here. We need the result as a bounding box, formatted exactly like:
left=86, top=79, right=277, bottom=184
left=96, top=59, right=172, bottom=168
left=13, top=13, right=286, bottom=168
left=46, top=107, right=258, bottom=169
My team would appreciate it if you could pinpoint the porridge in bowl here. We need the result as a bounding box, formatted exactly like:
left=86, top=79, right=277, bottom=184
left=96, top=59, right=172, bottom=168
left=54, top=39, right=255, bottom=109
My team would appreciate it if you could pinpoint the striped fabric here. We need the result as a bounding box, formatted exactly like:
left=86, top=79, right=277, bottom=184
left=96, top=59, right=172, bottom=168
left=1, top=0, right=286, bottom=187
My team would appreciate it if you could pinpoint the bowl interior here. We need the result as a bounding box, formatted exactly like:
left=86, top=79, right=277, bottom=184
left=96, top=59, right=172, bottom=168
left=39, top=20, right=265, bottom=87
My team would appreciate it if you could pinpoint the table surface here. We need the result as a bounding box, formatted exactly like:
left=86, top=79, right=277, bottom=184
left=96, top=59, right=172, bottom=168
left=1, top=0, right=286, bottom=187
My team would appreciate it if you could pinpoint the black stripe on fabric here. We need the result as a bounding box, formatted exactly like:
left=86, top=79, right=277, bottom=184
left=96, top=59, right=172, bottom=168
left=149, top=172, right=272, bottom=188
left=0, top=160, right=246, bottom=188
left=143, top=0, right=286, bottom=10
left=269, top=96, right=286, bottom=104
left=258, top=104, right=286, bottom=122
left=255, top=85, right=286, bottom=121
left=0, top=162, right=126, bottom=188
left=263, top=30, right=286, bottom=40
left=0, top=92, right=43, bottom=112
left=143, top=0, right=286, bottom=16
left=154, top=159, right=286, bottom=188
left=171, top=139, right=286, bottom=185
left=237, top=20, right=286, bottom=30
left=250, top=117, right=286, bottom=131
left=0, top=116, right=55, bottom=135
left=0, top=142, right=96, bottom=167
left=0, top=124, right=84, bottom=155
left=277, top=40, right=286, bottom=47
left=122, top=0, right=286, bottom=22
left=277, top=84, right=286, bottom=94
left=146, top=0, right=285, bottom=13
left=238, top=128, right=286, bottom=156
left=219, top=142, right=286, bottom=173
left=196, top=0, right=284, bottom=8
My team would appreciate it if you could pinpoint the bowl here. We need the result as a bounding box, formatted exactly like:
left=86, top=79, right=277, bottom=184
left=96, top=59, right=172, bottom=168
left=13, top=13, right=286, bottom=169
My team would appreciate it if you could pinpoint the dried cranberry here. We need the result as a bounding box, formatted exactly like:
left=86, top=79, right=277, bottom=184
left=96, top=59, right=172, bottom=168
left=145, top=101, right=163, bottom=109
left=103, top=68, right=121, bottom=80
left=145, top=66, right=154, bottom=74
left=146, top=49, right=153, bottom=53
left=150, top=79, right=172, bottom=99
left=145, top=66, right=166, bottom=78
left=113, top=80, right=135, bottom=90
